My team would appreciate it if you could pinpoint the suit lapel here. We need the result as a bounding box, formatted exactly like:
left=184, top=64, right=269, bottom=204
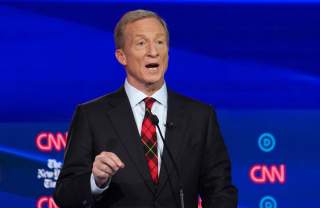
left=105, top=87, right=156, bottom=194
left=156, top=90, right=189, bottom=196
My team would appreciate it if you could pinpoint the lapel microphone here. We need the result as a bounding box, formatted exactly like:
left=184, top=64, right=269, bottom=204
left=146, top=108, right=185, bottom=208
left=165, top=121, right=174, bottom=129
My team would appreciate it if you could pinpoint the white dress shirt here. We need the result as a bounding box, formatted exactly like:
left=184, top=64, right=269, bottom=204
left=91, top=79, right=168, bottom=194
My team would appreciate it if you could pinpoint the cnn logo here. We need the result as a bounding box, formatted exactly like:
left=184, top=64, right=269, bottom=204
left=36, top=132, right=68, bottom=152
left=249, top=164, right=286, bottom=184
left=37, top=196, right=59, bottom=208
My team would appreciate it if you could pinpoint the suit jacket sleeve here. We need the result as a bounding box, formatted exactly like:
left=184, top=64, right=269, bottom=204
left=199, top=107, right=238, bottom=208
left=53, top=105, right=95, bottom=208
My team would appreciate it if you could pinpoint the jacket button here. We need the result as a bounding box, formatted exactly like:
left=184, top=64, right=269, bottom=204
left=82, top=200, right=91, bottom=208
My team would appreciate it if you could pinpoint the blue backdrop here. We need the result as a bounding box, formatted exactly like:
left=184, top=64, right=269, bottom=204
left=1, top=0, right=320, bottom=207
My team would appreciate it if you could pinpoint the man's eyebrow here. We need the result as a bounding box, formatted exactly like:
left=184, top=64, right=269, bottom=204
left=155, top=33, right=166, bottom=38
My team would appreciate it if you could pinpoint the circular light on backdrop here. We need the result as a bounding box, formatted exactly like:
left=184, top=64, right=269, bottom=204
left=258, top=133, right=276, bottom=152
left=259, top=195, right=277, bottom=208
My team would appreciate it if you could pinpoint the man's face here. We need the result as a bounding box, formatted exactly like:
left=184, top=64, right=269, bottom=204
left=115, top=17, right=169, bottom=91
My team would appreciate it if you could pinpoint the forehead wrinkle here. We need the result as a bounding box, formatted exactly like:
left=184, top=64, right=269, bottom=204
left=134, top=32, right=166, bottom=37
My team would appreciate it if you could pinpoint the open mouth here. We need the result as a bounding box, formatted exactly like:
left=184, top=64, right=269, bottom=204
left=145, top=63, right=159, bottom=69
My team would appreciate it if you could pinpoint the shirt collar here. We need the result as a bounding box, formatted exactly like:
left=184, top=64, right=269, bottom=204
left=124, top=79, right=167, bottom=108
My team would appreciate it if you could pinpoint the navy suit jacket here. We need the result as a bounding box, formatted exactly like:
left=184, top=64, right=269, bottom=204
left=54, top=87, right=238, bottom=208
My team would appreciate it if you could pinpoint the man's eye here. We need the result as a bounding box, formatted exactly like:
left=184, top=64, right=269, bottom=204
left=157, top=40, right=164, bottom=44
left=137, top=41, right=145, bottom=46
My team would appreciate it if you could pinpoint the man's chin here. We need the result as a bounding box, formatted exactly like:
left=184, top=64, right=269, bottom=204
left=144, top=79, right=164, bottom=88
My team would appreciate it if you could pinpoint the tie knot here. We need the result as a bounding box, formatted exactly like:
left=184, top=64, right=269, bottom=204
left=144, top=97, right=156, bottom=110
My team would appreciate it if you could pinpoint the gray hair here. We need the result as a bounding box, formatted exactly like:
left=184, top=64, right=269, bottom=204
left=114, top=9, right=169, bottom=49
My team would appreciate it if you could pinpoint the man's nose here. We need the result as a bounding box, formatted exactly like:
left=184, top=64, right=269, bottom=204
left=147, top=43, right=159, bottom=57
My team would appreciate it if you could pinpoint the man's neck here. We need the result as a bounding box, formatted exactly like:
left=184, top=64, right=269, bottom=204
left=127, top=79, right=164, bottom=96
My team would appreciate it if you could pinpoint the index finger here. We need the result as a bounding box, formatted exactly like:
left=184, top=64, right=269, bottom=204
left=108, top=153, right=125, bottom=168
left=101, top=152, right=125, bottom=168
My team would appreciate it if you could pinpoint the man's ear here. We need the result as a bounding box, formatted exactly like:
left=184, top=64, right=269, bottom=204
left=115, top=49, right=127, bottom=66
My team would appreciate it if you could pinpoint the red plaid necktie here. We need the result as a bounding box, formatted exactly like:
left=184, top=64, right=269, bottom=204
left=141, top=97, right=158, bottom=184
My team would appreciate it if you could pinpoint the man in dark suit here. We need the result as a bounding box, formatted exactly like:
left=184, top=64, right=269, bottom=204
left=54, top=9, right=238, bottom=208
